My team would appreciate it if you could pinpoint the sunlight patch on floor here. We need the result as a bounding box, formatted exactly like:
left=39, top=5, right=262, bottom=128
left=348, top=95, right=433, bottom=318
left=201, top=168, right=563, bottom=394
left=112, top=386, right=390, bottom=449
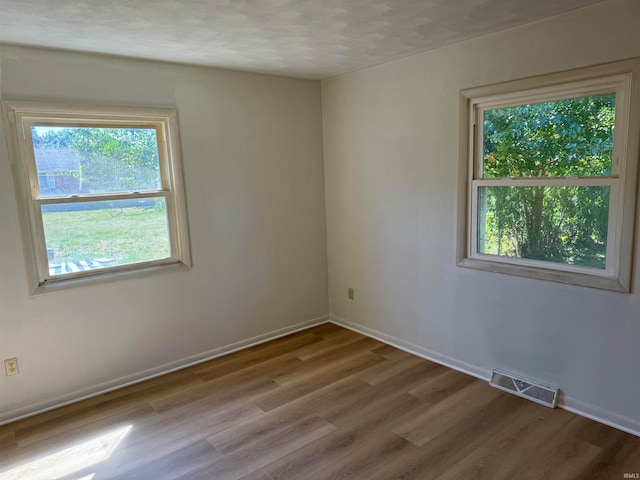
left=0, top=425, right=131, bottom=480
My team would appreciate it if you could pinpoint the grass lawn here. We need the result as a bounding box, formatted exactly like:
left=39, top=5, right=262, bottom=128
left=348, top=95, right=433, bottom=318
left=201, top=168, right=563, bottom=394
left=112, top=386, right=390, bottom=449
left=42, top=206, right=170, bottom=266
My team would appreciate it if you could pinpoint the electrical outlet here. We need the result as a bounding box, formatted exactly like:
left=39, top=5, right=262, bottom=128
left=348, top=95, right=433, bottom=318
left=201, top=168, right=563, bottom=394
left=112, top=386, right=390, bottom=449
left=4, top=358, right=19, bottom=376
left=348, top=287, right=354, bottom=300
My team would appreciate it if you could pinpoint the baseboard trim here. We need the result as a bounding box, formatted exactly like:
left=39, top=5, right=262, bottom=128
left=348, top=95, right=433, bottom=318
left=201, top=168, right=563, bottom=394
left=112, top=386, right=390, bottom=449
left=330, top=315, right=491, bottom=381
left=558, top=396, right=640, bottom=438
left=329, top=315, right=640, bottom=437
left=5, top=313, right=638, bottom=437
left=0, top=315, right=329, bottom=426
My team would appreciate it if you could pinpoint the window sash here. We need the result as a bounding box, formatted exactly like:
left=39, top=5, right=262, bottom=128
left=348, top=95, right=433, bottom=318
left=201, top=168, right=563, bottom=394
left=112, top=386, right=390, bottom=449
left=469, top=180, right=620, bottom=277
left=24, top=123, right=170, bottom=199
left=31, top=190, right=179, bottom=282
left=472, top=76, right=630, bottom=181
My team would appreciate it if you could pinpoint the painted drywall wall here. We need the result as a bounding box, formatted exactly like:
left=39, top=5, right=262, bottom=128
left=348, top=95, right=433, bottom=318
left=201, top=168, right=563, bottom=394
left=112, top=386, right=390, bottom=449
left=322, top=0, right=640, bottom=434
left=0, top=46, right=328, bottom=422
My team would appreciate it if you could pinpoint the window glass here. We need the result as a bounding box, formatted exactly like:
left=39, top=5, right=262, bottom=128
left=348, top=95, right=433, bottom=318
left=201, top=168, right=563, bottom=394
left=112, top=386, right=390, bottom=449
left=482, top=93, right=615, bottom=178
left=477, top=185, right=610, bottom=268
left=41, top=198, right=170, bottom=276
left=32, top=126, right=161, bottom=197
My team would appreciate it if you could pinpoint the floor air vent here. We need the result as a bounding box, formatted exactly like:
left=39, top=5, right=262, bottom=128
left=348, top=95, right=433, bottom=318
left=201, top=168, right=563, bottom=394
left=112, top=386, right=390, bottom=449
left=489, top=370, right=558, bottom=408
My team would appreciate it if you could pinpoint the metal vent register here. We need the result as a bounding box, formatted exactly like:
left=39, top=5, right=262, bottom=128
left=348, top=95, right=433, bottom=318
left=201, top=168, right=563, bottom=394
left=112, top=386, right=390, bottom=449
left=489, top=370, right=558, bottom=408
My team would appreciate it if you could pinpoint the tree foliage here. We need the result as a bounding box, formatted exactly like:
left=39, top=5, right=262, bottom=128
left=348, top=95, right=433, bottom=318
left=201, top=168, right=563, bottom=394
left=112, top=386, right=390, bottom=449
left=32, top=127, right=161, bottom=192
left=480, top=93, right=615, bottom=268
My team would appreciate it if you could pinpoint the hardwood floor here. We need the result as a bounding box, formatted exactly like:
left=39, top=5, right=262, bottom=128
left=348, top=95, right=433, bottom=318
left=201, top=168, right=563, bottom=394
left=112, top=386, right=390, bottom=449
left=1, top=324, right=639, bottom=479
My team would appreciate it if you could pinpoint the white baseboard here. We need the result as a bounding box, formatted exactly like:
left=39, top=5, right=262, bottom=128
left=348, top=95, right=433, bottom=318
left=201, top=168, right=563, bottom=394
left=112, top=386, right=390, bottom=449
left=329, top=315, right=640, bottom=437
left=558, top=396, right=640, bottom=437
left=0, top=315, right=329, bottom=426
left=5, top=313, right=638, bottom=437
left=330, top=315, right=491, bottom=381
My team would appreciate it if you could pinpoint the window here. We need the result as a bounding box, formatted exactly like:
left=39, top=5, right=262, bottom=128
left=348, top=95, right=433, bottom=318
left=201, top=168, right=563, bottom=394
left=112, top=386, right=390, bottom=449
left=458, top=59, right=640, bottom=291
left=3, top=101, right=191, bottom=293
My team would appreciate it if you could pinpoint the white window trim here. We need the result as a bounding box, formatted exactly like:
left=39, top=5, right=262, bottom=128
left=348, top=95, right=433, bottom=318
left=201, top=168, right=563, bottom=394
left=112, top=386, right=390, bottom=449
left=457, top=59, right=640, bottom=292
left=2, top=101, right=191, bottom=294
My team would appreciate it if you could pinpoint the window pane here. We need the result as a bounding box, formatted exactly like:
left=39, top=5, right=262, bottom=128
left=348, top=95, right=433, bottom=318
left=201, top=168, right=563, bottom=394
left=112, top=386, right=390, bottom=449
left=482, top=93, right=615, bottom=178
left=42, top=198, right=170, bottom=276
left=477, top=186, right=609, bottom=268
left=31, top=126, right=161, bottom=196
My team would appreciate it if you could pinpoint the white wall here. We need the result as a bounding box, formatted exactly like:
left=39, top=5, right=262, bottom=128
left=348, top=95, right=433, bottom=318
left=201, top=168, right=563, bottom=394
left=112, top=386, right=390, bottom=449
left=2, top=0, right=639, bottom=435
left=322, top=0, right=640, bottom=434
left=0, top=46, right=328, bottom=422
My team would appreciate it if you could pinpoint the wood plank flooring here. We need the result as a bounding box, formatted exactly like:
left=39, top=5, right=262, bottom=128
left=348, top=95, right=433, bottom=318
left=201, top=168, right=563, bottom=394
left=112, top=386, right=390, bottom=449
left=1, top=323, right=639, bottom=479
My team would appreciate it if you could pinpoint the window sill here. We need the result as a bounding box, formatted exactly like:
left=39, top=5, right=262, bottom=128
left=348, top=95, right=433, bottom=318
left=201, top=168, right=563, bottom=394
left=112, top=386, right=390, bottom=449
left=457, top=257, right=628, bottom=292
left=32, top=261, right=191, bottom=296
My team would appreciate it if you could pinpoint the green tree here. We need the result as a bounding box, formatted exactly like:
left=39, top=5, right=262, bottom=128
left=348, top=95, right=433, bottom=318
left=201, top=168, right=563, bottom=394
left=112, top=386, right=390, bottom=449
left=69, top=128, right=161, bottom=192
left=480, top=93, right=615, bottom=267
left=32, top=126, right=161, bottom=193
left=32, top=127, right=74, bottom=148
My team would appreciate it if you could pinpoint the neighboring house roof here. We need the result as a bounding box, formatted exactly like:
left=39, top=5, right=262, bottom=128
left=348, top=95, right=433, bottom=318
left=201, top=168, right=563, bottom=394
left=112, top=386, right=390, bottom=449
left=34, top=148, right=81, bottom=173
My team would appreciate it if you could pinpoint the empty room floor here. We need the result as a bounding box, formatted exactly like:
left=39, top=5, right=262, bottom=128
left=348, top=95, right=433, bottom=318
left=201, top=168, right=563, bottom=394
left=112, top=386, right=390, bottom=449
left=0, top=323, right=639, bottom=479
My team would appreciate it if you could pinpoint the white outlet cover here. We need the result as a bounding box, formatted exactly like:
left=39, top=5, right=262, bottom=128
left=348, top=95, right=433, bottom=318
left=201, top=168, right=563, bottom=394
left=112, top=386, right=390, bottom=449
left=4, top=358, right=19, bottom=376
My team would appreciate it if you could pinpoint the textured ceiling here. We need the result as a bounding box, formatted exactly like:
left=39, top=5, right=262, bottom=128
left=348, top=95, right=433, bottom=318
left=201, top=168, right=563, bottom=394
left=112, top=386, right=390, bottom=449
left=0, top=0, right=608, bottom=79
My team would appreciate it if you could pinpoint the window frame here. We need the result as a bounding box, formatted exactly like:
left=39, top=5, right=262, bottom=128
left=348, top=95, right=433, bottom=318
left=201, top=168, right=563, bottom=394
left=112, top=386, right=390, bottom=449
left=3, top=101, right=191, bottom=294
left=457, top=59, right=640, bottom=292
